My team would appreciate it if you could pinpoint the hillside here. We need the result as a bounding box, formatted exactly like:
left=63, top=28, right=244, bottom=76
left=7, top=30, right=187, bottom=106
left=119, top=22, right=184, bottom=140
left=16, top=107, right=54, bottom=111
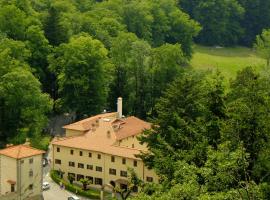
left=191, top=45, right=265, bottom=78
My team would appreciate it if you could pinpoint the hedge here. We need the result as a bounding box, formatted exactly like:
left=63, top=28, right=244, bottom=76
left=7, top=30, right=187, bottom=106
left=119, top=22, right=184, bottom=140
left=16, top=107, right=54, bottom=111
left=50, top=170, right=100, bottom=199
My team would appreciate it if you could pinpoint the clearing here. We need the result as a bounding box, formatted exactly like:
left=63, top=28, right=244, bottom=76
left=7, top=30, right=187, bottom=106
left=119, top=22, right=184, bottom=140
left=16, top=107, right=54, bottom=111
left=191, top=45, right=265, bottom=78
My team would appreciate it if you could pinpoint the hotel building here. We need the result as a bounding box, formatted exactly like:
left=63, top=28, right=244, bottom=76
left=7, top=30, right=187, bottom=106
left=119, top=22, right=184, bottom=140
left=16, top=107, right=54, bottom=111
left=52, top=98, right=158, bottom=190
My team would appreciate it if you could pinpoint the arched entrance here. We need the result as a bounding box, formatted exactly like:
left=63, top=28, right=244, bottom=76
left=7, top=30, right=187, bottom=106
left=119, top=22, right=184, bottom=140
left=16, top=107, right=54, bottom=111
left=110, top=180, right=116, bottom=187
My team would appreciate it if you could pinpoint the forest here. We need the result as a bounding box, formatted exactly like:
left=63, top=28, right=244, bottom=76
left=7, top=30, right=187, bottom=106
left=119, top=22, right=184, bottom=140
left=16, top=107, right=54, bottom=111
left=0, top=0, right=270, bottom=199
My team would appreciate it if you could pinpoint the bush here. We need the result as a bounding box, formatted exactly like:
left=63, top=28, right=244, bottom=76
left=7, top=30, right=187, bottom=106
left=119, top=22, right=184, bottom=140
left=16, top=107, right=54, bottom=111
left=50, top=170, right=100, bottom=199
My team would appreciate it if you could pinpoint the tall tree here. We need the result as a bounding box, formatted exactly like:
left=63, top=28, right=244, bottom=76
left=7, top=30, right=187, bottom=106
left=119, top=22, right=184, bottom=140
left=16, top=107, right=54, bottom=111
left=49, top=34, right=110, bottom=118
left=254, top=29, right=270, bottom=66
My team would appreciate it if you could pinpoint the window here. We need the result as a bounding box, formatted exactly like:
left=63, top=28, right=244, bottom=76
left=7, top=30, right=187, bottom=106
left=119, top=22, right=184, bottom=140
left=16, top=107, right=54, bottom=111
left=78, top=163, right=84, bottom=168
left=146, top=177, right=153, bottom=182
left=133, top=160, right=137, bottom=167
left=95, top=178, right=103, bottom=185
left=86, top=176, right=93, bottom=184
left=97, top=154, right=101, bottom=159
left=29, top=170, right=33, bottom=177
left=87, top=165, right=93, bottom=170
left=29, top=184, right=33, bottom=190
left=109, top=168, right=116, bottom=175
left=55, top=159, right=61, bottom=164
left=80, top=151, right=83, bottom=156
left=96, top=166, right=102, bottom=172
left=120, top=170, right=127, bottom=177
left=11, top=184, right=15, bottom=192
left=57, top=147, right=60, bottom=152
left=132, top=144, right=134, bottom=148
left=89, top=152, right=92, bottom=157
left=111, top=156, right=115, bottom=162
left=20, top=160, right=24, bottom=164
left=69, top=161, right=75, bottom=167
left=77, top=174, right=84, bottom=181
left=70, top=150, right=74, bottom=155
left=122, top=158, right=126, bottom=165
left=29, top=158, right=33, bottom=164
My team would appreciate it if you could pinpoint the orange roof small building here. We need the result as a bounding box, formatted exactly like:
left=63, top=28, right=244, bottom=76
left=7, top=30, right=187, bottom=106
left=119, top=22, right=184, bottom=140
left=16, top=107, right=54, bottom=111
left=0, top=144, right=44, bottom=199
left=0, top=145, right=45, bottom=159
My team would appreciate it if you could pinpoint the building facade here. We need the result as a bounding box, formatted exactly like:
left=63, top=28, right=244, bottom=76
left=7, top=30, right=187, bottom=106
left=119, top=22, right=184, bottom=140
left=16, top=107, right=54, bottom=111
left=52, top=98, right=158, bottom=190
left=0, top=145, right=44, bottom=200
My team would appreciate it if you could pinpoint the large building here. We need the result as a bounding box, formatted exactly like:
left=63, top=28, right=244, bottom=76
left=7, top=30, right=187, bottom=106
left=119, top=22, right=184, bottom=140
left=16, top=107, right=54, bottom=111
left=52, top=98, right=158, bottom=190
left=0, top=145, right=44, bottom=200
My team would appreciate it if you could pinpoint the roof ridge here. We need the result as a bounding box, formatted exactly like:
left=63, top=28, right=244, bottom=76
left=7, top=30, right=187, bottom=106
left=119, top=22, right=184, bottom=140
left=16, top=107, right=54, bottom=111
left=15, top=145, right=21, bottom=159
left=110, top=144, right=144, bottom=152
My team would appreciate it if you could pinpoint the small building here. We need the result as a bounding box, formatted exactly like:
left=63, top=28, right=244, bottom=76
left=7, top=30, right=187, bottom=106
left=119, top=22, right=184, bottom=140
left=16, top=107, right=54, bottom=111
left=52, top=97, right=159, bottom=190
left=0, top=145, right=45, bottom=200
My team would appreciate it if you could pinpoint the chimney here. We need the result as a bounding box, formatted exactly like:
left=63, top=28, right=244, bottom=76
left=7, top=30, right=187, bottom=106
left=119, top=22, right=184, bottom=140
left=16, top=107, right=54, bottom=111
left=24, top=138, right=30, bottom=146
left=117, top=97, right=122, bottom=118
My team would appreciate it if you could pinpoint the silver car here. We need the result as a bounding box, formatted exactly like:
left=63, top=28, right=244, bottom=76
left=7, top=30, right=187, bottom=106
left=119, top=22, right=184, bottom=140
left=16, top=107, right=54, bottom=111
left=42, top=182, right=50, bottom=190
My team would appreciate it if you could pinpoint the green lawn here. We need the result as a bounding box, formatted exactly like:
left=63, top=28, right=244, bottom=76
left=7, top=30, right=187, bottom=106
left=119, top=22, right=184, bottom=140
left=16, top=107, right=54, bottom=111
left=191, top=45, right=266, bottom=78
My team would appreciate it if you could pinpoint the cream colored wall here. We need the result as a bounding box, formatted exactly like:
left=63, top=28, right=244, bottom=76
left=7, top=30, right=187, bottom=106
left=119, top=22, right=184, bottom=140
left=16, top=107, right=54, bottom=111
left=53, top=145, right=158, bottom=189
left=65, top=129, right=84, bottom=137
left=0, top=155, right=17, bottom=195
left=116, top=135, right=148, bottom=151
left=19, top=155, right=43, bottom=200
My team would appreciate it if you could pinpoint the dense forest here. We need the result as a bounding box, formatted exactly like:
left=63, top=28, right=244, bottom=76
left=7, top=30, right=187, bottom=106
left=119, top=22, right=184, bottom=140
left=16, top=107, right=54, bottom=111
left=0, top=0, right=270, bottom=199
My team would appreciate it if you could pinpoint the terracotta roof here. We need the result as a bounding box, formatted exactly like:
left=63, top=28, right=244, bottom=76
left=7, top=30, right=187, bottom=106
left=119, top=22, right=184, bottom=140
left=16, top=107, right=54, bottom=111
left=0, top=145, right=45, bottom=159
left=54, top=115, right=151, bottom=159
left=114, top=116, right=151, bottom=140
left=63, top=112, right=117, bottom=131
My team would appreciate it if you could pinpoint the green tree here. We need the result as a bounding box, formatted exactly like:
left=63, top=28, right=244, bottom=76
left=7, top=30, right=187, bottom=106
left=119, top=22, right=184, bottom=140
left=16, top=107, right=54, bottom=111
left=0, top=68, right=52, bottom=144
left=149, top=43, right=186, bottom=115
left=114, top=168, right=142, bottom=200
left=0, top=5, right=27, bottom=40
left=49, top=34, right=110, bottom=118
left=79, top=178, right=90, bottom=191
left=223, top=67, right=270, bottom=182
left=68, top=173, right=75, bottom=185
left=254, top=29, right=270, bottom=66
left=193, top=0, right=244, bottom=46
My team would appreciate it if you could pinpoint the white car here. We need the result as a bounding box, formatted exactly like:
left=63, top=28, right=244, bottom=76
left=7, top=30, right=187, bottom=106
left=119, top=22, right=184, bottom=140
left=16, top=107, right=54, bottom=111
left=42, top=182, right=50, bottom=190
left=68, top=196, right=80, bottom=200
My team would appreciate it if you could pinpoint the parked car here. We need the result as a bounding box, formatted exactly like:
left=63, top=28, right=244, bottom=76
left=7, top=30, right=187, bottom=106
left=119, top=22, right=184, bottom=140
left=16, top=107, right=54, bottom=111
left=42, top=182, right=50, bottom=190
left=42, top=158, right=48, bottom=167
left=68, top=196, right=80, bottom=200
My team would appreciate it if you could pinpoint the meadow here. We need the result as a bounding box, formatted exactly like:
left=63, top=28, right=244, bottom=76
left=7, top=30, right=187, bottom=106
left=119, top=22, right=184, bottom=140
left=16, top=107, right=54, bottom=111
left=191, top=45, right=265, bottom=78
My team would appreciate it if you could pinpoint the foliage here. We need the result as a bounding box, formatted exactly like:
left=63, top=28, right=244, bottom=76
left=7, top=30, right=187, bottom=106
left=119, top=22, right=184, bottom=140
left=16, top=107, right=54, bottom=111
left=49, top=34, right=110, bottom=118
left=30, top=135, right=51, bottom=151
left=136, top=67, right=270, bottom=199
left=80, top=178, right=91, bottom=191
left=50, top=170, right=100, bottom=199
left=180, top=0, right=270, bottom=46
left=254, top=29, right=270, bottom=66
left=113, top=168, right=142, bottom=200
left=68, top=173, right=75, bottom=185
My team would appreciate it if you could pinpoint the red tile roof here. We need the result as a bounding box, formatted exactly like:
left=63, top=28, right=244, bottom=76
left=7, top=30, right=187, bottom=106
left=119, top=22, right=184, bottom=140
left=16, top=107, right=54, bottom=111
left=63, top=112, right=117, bottom=131
left=114, top=116, right=151, bottom=140
left=0, top=145, right=45, bottom=159
left=53, top=115, right=151, bottom=159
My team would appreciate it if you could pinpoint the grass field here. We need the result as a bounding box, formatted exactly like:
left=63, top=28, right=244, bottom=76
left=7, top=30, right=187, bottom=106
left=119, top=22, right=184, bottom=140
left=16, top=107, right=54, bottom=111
left=191, top=45, right=265, bottom=78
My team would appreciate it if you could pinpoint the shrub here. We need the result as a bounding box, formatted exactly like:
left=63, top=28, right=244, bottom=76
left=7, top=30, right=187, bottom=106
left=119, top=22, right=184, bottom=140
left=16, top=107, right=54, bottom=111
left=50, top=170, right=100, bottom=199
